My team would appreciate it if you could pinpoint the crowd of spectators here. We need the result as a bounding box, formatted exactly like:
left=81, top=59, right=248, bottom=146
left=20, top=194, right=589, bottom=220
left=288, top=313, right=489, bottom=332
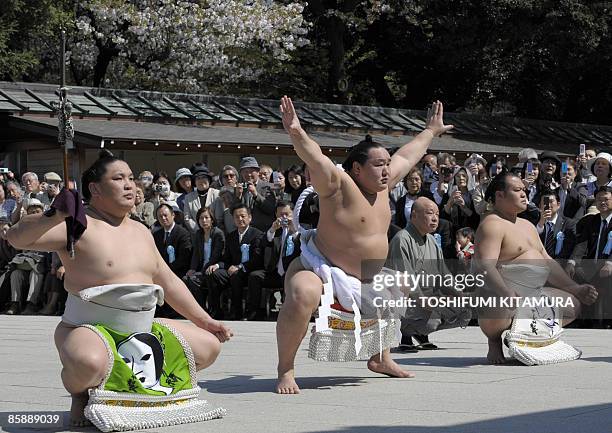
left=0, top=145, right=610, bottom=328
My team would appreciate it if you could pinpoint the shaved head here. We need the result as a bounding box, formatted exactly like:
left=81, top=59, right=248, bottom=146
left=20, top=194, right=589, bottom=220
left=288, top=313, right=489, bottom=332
left=411, top=197, right=439, bottom=236
left=412, top=197, right=436, bottom=215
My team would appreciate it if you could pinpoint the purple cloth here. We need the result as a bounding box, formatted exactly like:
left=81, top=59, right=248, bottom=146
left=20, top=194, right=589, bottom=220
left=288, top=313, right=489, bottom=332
left=50, top=188, right=87, bottom=254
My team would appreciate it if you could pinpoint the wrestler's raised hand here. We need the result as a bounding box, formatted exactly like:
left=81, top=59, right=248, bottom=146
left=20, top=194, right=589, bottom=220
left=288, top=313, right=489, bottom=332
left=280, top=96, right=302, bottom=136
left=205, top=318, right=233, bottom=343
left=425, top=100, right=454, bottom=137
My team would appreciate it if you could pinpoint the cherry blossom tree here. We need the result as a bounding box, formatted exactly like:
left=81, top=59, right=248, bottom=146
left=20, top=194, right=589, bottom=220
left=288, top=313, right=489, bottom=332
left=70, top=0, right=309, bottom=92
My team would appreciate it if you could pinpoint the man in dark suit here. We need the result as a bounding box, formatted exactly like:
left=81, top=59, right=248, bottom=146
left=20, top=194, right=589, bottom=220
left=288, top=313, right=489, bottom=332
left=535, top=189, right=576, bottom=262
left=566, top=186, right=612, bottom=326
left=153, top=203, right=193, bottom=277
left=153, top=203, right=192, bottom=318
left=236, top=157, right=276, bottom=232
left=207, top=203, right=264, bottom=320
left=246, top=201, right=301, bottom=320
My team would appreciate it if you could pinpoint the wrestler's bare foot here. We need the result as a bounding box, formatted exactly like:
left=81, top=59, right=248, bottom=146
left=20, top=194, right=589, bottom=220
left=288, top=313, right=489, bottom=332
left=367, top=355, right=415, bottom=378
left=276, top=370, right=300, bottom=394
left=487, top=338, right=506, bottom=364
left=69, top=393, right=92, bottom=427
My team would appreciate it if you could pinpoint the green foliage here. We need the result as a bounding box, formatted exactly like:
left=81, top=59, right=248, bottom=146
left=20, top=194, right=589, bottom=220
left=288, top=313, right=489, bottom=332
left=0, top=0, right=74, bottom=81
left=2, top=0, right=611, bottom=124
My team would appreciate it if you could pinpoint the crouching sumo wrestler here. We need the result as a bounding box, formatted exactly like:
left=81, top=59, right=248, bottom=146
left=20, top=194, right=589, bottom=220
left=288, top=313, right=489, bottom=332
left=7, top=151, right=232, bottom=431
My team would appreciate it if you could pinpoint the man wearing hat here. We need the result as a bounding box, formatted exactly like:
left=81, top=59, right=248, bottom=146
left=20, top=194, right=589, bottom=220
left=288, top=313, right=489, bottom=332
left=183, top=164, right=219, bottom=233
left=174, top=168, right=193, bottom=211
left=39, top=172, right=63, bottom=209
left=566, top=152, right=612, bottom=220
left=237, top=156, right=276, bottom=232
left=585, top=152, right=612, bottom=196
left=539, top=151, right=561, bottom=186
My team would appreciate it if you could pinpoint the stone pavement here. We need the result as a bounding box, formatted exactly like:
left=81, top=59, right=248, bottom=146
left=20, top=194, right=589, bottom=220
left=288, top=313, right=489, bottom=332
left=0, top=316, right=611, bottom=433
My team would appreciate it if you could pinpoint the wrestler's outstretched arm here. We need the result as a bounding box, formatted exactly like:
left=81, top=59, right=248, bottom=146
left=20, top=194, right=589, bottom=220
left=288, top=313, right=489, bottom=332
left=5, top=211, right=67, bottom=252
left=387, top=101, right=454, bottom=189
left=280, top=96, right=342, bottom=198
left=152, top=248, right=233, bottom=342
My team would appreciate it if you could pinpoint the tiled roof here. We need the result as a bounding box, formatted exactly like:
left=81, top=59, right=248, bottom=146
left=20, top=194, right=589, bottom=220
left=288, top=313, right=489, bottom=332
left=1, top=81, right=611, bottom=149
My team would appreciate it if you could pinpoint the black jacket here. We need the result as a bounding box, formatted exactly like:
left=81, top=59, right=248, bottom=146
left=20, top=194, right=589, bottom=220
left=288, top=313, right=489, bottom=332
left=575, top=213, right=612, bottom=261
left=563, top=184, right=589, bottom=221
left=265, top=229, right=301, bottom=273
left=538, top=214, right=576, bottom=260
left=221, top=226, right=265, bottom=272
left=153, top=224, right=192, bottom=278
left=190, top=227, right=225, bottom=272
left=241, top=181, right=276, bottom=232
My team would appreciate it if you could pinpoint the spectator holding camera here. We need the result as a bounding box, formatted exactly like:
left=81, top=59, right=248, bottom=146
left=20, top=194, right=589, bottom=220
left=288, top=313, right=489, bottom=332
left=576, top=147, right=598, bottom=184
left=441, top=166, right=479, bottom=232
left=559, top=159, right=586, bottom=220
left=148, top=171, right=179, bottom=209
left=431, top=153, right=456, bottom=205
left=464, top=153, right=490, bottom=216
left=521, top=158, right=541, bottom=204
left=38, top=172, right=63, bottom=209
left=421, top=153, right=438, bottom=191
left=246, top=201, right=301, bottom=321
left=539, top=152, right=561, bottom=188
left=236, top=157, right=276, bottom=232
left=536, top=189, right=576, bottom=261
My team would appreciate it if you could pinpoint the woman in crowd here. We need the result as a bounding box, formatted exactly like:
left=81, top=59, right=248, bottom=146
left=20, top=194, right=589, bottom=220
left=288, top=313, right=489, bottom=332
left=183, top=165, right=219, bottom=233
left=584, top=152, right=612, bottom=196
left=138, top=170, right=154, bottom=201
left=394, top=167, right=433, bottom=228
left=284, top=164, right=306, bottom=205
left=464, top=153, right=490, bottom=216
left=559, top=158, right=586, bottom=220
left=520, top=157, right=541, bottom=204
left=566, top=152, right=612, bottom=219
left=174, top=167, right=193, bottom=210
left=148, top=171, right=180, bottom=209
left=130, top=185, right=155, bottom=227
left=184, top=207, right=225, bottom=310
left=440, top=166, right=480, bottom=231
